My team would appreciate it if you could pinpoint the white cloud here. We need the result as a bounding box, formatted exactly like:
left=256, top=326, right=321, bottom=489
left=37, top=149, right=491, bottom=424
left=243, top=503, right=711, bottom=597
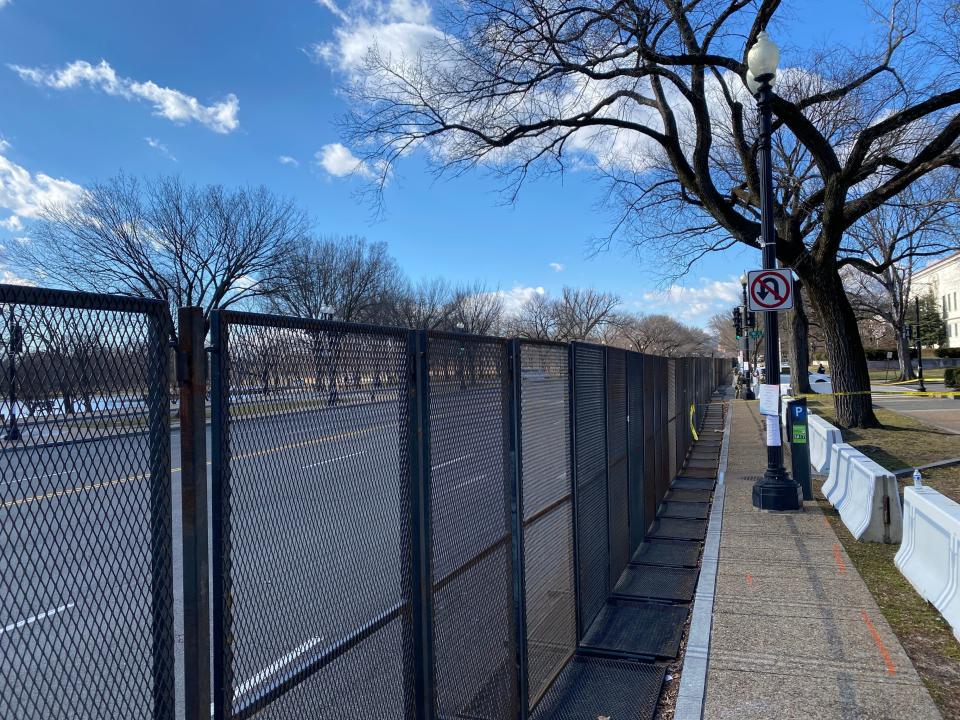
left=0, top=215, right=23, bottom=231
left=145, top=136, right=177, bottom=162
left=278, top=155, right=300, bottom=167
left=0, top=1, right=11, bottom=9
left=316, top=142, right=371, bottom=177
left=0, top=153, right=83, bottom=221
left=0, top=138, right=10, bottom=153
left=312, top=0, right=445, bottom=76
left=11, top=60, right=240, bottom=133
left=640, top=278, right=742, bottom=324
left=495, top=285, right=545, bottom=314
left=548, top=262, right=564, bottom=272
left=0, top=270, right=32, bottom=286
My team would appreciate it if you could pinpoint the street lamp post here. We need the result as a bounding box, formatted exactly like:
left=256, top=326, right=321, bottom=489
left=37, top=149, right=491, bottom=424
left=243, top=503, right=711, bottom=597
left=740, top=274, right=756, bottom=400
left=915, top=297, right=926, bottom=393
left=746, top=31, right=802, bottom=512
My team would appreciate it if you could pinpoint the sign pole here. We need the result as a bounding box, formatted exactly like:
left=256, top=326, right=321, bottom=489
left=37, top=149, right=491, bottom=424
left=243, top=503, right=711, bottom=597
left=750, top=77, right=802, bottom=512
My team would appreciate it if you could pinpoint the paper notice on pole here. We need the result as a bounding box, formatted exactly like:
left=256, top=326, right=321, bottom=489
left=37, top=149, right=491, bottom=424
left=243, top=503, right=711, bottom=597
left=758, top=383, right=780, bottom=416
left=766, top=416, right=782, bottom=447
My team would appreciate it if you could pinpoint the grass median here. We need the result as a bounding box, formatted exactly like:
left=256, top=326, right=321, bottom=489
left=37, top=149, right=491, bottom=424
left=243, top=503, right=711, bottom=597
left=806, top=396, right=960, bottom=716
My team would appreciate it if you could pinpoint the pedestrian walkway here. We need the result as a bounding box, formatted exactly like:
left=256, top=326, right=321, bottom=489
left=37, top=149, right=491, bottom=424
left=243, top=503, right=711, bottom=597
left=702, top=400, right=940, bottom=719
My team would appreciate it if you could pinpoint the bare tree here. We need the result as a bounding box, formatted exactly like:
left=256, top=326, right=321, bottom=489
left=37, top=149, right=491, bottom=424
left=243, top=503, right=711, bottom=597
left=264, top=235, right=404, bottom=323
left=387, top=277, right=454, bottom=330
left=343, top=0, right=960, bottom=427
left=16, top=174, right=307, bottom=333
left=708, top=312, right=739, bottom=356
left=509, top=292, right=558, bottom=339
left=844, top=182, right=960, bottom=379
left=615, top=313, right=713, bottom=356
left=552, top=287, right=620, bottom=341
left=447, top=281, right=505, bottom=335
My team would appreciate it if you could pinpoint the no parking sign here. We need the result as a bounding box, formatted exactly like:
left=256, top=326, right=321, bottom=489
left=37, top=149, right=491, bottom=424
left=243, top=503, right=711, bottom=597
left=747, top=269, right=794, bottom=311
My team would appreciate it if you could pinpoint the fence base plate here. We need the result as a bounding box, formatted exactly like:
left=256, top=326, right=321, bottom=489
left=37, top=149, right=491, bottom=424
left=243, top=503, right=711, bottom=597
left=530, top=655, right=664, bottom=720
left=581, top=601, right=687, bottom=659
left=648, top=517, right=708, bottom=541
left=631, top=539, right=702, bottom=568
left=613, top=565, right=699, bottom=603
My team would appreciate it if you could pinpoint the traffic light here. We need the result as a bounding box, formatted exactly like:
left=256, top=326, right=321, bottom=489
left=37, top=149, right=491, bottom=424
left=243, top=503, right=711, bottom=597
left=746, top=311, right=756, bottom=329
left=732, top=307, right=743, bottom=337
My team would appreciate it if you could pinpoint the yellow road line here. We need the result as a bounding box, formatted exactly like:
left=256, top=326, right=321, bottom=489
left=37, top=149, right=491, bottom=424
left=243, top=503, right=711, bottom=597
left=4, top=472, right=147, bottom=509
left=5, top=423, right=393, bottom=508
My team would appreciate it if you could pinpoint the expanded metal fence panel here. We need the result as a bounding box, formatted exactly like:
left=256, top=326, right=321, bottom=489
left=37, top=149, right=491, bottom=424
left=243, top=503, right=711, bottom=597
left=605, top=348, right=629, bottom=588
left=571, top=343, right=608, bottom=638
left=626, top=352, right=645, bottom=554
left=641, top=356, right=657, bottom=532
left=427, top=333, right=515, bottom=720
left=658, top=358, right=670, bottom=504
left=0, top=284, right=175, bottom=720
left=211, top=312, right=414, bottom=720
left=517, top=342, right=576, bottom=710
left=666, top=360, right=677, bottom=481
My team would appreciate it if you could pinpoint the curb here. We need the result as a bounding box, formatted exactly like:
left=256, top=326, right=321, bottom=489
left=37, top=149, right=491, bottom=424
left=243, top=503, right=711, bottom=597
left=674, top=391, right=731, bottom=720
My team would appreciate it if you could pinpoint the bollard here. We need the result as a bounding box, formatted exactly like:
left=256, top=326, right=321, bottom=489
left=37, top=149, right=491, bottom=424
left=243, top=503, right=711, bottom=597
left=786, top=398, right=813, bottom=501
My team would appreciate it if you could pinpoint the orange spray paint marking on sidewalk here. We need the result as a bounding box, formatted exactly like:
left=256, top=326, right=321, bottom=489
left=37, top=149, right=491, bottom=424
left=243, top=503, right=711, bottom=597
left=832, top=544, right=847, bottom=574
left=745, top=574, right=754, bottom=587
left=860, top=610, right=896, bottom=676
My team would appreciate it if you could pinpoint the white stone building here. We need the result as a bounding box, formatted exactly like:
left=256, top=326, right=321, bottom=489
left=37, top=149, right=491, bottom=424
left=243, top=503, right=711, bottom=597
left=913, top=252, right=960, bottom=349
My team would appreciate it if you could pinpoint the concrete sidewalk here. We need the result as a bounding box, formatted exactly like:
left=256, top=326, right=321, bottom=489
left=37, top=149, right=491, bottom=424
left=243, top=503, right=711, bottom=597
left=703, top=400, right=940, bottom=719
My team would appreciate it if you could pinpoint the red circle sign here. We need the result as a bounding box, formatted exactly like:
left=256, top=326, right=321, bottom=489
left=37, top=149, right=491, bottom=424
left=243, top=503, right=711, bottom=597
left=749, top=270, right=791, bottom=310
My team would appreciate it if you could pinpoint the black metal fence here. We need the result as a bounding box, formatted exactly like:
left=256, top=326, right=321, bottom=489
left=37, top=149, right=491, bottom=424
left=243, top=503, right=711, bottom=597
left=0, top=284, right=727, bottom=720
left=0, top=284, right=175, bottom=720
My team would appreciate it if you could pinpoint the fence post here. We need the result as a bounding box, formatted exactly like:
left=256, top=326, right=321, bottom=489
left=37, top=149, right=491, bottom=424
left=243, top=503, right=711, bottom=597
left=507, top=340, right=529, bottom=720
left=150, top=308, right=175, bottom=720
left=407, top=329, right=435, bottom=720
left=567, top=343, right=583, bottom=640
left=178, top=306, right=211, bottom=720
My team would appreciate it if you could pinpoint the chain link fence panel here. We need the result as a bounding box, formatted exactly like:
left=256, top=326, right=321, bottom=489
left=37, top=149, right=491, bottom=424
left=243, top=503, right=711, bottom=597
left=571, top=343, right=607, bottom=638
left=0, top=284, right=175, bottom=720
left=427, top=332, right=515, bottom=720
left=516, top=341, right=576, bottom=712
left=210, top=311, right=415, bottom=720
left=605, top=347, right=629, bottom=588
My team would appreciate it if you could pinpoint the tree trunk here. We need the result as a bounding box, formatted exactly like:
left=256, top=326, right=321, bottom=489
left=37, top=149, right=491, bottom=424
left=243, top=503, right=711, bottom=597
left=788, top=280, right=813, bottom=395
left=896, top=330, right=915, bottom=381
left=799, top=263, right=879, bottom=428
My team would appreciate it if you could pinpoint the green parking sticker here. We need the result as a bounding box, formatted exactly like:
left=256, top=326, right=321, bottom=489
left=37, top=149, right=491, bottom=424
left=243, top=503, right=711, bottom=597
left=792, top=424, right=808, bottom=444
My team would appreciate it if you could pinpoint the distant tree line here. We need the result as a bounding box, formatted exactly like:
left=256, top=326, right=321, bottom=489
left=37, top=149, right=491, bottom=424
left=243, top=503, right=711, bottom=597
left=7, top=172, right=719, bottom=355
left=0, top=173, right=723, bottom=416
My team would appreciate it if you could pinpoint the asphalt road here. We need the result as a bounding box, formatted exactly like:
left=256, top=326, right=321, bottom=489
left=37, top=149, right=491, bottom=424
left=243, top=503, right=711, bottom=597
left=872, top=393, right=960, bottom=435
left=0, top=375, right=570, bottom=719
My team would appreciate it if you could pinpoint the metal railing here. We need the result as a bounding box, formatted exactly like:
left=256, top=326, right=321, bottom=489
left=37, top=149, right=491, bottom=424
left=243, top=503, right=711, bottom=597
left=0, top=284, right=175, bottom=720
left=0, top=283, right=728, bottom=720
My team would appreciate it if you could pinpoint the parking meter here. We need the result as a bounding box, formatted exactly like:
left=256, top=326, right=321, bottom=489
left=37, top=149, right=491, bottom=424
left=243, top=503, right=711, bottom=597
left=786, top=398, right=812, bottom=500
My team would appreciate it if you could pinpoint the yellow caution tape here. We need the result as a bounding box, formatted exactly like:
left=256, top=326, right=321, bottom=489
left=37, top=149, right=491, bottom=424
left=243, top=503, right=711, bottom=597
left=795, top=390, right=960, bottom=399
left=689, top=403, right=699, bottom=441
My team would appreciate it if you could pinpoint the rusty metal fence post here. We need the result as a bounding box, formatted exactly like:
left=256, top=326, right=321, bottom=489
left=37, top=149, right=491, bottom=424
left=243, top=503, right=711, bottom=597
left=178, top=306, right=211, bottom=720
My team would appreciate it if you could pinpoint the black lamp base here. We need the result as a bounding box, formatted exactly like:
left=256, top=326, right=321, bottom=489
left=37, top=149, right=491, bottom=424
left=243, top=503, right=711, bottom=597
left=751, top=469, right=803, bottom=511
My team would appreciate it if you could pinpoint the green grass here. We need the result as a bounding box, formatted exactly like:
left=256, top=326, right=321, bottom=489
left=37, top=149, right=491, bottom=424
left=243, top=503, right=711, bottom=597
left=806, top=397, right=960, bottom=473
left=806, top=398, right=960, bottom=715
left=868, top=369, right=945, bottom=383
left=819, top=490, right=960, bottom=717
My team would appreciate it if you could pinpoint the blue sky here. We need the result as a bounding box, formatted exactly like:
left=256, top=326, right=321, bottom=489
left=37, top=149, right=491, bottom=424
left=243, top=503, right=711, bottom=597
left=0, top=0, right=872, bottom=326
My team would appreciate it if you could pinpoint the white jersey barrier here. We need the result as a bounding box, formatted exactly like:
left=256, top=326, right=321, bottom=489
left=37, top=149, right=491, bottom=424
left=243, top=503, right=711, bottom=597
left=823, top=443, right=902, bottom=543
left=822, top=443, right=859, bottom=506
left=809, top=414, right=842, bottom=474
left=895, top=487, right=960, bottom=641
